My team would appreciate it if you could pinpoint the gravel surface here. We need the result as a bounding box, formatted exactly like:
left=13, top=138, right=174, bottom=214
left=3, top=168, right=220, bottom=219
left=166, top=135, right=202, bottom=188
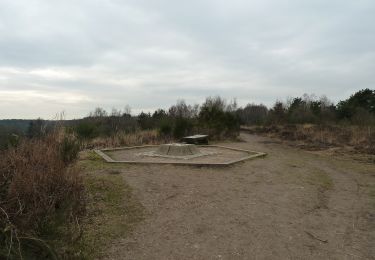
left=102, top=133, right=375, bottom=260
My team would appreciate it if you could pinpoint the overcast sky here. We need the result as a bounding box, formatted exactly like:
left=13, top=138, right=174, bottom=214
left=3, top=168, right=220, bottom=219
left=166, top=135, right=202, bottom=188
left=0, top=0, right=374, bottom=119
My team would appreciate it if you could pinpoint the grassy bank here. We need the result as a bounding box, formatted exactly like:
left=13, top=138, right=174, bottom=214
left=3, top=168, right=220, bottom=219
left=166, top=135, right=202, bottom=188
left=76, top=151, right=144, bottom=259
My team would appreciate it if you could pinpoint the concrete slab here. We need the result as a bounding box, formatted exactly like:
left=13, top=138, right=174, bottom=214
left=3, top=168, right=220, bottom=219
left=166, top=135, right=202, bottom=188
left=95, top=145, right=266, bottom=166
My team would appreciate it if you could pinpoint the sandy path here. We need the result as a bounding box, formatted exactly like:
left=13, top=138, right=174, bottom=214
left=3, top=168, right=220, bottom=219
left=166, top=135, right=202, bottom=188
left=104, top=133, right=375, bottom=260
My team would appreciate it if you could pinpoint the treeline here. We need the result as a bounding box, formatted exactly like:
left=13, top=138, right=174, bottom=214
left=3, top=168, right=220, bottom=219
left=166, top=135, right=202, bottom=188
left=0, top=119, right=56, bottom=150
left=73, top=97, right=240, bottom=141
left=66, top=88, right=375, bottom=143
left=238, top=89, right=375, bottom=126
left=0, top=88, right=374, bottom=150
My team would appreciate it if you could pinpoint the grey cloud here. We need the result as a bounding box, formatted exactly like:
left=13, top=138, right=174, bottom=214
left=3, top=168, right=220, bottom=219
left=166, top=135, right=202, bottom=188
left=0, top=0, right=374, bottom=118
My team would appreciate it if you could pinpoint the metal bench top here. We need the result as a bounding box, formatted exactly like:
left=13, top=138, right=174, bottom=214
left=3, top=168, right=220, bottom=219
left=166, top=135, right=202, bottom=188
left=183, top=135, right=208, bottom=139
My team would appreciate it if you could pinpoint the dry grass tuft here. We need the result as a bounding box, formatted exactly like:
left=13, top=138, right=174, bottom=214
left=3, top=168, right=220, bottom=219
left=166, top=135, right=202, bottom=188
left=86, top=129, right=174, bottom=149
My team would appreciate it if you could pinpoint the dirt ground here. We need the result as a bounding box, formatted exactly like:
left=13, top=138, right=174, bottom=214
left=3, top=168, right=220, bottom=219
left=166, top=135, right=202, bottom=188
left=102, top=133, right=375, bottom=260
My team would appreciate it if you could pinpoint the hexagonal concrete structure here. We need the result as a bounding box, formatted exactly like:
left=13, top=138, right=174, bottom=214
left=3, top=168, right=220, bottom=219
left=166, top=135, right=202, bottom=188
left=156, top=143, right=201, bottom=156
left=138, top=143, right=217, bottom=160
left=95, top=144, right=266, bottom=166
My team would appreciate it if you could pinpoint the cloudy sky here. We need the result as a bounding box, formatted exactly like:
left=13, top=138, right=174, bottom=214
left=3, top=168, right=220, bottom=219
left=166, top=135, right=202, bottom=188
left=0, top=0, right=374, bottom=119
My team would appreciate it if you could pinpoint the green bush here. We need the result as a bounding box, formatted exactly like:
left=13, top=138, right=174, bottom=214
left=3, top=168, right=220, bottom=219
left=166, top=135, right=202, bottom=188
left=158, top=120, right=173, bottom=137
left=59, top=135, right=80, bottom=165
left=75, top=122, right=98, bottom=140
left=173, top=118, right=193, bottom=139
left=337, top=88, right=375, bottom=120
left=0, top=127, right=21, bottom=151
left=198, top=97, right=240, bottom=139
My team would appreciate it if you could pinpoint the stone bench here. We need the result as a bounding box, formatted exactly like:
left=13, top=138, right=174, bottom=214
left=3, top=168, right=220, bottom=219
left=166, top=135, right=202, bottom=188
left=181, top=134, right=209, bottom=145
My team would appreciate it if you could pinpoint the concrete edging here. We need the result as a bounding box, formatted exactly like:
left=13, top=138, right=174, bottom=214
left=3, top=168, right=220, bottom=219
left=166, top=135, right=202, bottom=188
left=95, top=145, right=267, bottom=166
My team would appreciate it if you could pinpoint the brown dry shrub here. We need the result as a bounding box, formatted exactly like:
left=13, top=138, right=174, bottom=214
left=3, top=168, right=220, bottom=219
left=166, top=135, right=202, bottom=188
left=250, top=124, right=375, bottom=154
left=0, top=130, right=85, bottom=258
left=368, top=131, right=375, bottom=154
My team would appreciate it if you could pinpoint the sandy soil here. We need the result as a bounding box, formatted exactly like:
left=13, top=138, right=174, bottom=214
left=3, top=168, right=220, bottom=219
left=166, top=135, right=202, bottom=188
left=102, top=133, right=375, bottom=260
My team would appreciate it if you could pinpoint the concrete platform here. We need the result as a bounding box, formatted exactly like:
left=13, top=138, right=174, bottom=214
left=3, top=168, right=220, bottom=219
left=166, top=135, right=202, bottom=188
left=95, top=145, right=266, bottom=166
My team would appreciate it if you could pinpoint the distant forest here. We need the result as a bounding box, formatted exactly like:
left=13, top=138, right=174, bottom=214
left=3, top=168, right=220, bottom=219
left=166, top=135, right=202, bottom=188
left=0, top=88, right=374, bottom=150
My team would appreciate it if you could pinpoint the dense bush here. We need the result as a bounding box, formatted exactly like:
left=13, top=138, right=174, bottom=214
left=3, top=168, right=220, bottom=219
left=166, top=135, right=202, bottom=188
left=75, top=121, right=98, bottom=140
left=158, top=119, right=173, bottom=137
left=59, top=135, right=81, bottom=165
left=337, top=88, right=375, bottom=119
left=137, top=112, right=154, bottom=130
left=27, top=118, right=49, bottom=138
left=198, top=97, right=240, bottom=139
left=237, top=104, right=268, bottom=125
left=0, top=126, right=22, bottom=151
left=0, top=129, right=85, bottom=259
left=268, top=101, right=287, bottom=125
left=173, top=117, right=194, bottom=139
